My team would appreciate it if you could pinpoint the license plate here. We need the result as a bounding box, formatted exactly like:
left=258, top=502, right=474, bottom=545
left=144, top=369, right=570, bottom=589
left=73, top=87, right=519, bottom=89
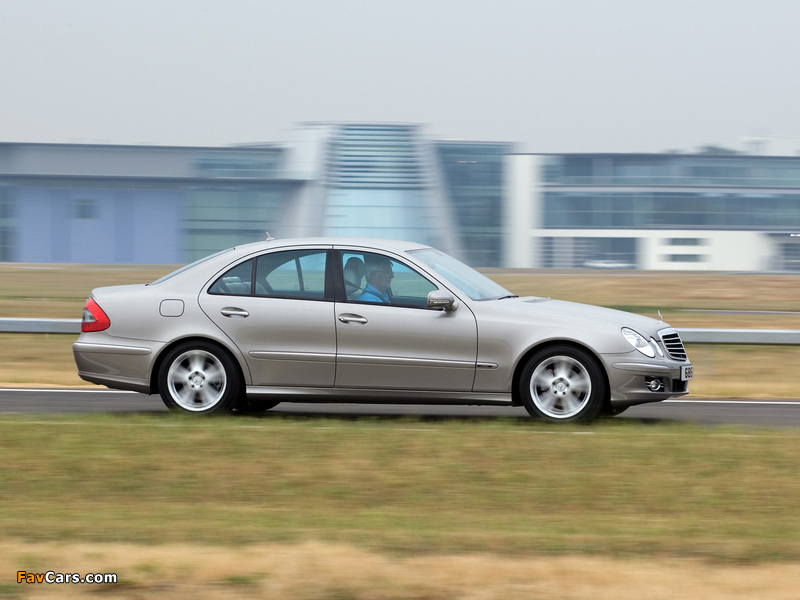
left=681, top=365, right=694, bottom=381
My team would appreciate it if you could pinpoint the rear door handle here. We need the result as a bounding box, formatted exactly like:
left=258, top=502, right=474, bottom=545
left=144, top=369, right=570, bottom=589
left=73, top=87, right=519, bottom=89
left=221, top=307, right=249, bottom=318
left=338, top=313, right=368, bottom=324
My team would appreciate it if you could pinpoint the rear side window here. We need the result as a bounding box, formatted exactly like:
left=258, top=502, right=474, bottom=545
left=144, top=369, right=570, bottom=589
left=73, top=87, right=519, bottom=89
left=208, top=259, right=254, bottom=295
left=209, top=250, right=328, bottom=300
left=257, top=250, right=327, bottom=299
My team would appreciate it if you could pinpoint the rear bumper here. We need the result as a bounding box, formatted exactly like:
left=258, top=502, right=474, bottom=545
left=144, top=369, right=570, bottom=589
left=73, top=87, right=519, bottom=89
left=73, top=340, right=156, bottom=394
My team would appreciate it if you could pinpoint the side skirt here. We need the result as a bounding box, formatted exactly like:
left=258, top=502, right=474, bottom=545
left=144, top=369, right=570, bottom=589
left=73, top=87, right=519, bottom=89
left=245, top=386, right=513, bottom=405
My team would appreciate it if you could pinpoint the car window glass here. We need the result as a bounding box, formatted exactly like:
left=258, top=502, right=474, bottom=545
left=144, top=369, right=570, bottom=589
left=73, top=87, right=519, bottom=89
left=409, top=247, right=512, bottom=301
left=256, top=250, right=327, bottom=300
left=150, top=248, right=232, bottom=286
left=208, top=259, right=254, bottom=295
left=344, top=251, right=437, bottom=308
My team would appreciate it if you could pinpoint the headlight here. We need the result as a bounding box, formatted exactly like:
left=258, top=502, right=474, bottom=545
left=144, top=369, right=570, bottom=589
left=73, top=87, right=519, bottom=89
left=622, top=328, right=656, bottom=358
left=650, top=337, right=664, bottom=357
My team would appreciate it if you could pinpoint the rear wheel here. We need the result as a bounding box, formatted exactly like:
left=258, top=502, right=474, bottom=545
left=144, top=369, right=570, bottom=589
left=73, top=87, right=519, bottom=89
left=158, top=341, right=241, bottom=415
left=519, top=346, right=606, bottom=423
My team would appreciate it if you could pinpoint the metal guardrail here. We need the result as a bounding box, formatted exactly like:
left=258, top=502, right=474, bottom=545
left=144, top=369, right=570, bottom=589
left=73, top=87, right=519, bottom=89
left=1, top=318, right=82, bottom=334
left=1, top=318, right=799, bottom=345
left=678, top=328, right=800, bottom=345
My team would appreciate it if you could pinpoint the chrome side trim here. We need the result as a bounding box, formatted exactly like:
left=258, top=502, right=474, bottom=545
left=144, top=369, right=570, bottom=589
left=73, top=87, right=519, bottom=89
left=337, top=354, right=475, bottom=369
left=248, top=351, right=335, bottom=361
left=611, top=362, right=672, bottom=373
left=73, top=342, right=152, bottom=356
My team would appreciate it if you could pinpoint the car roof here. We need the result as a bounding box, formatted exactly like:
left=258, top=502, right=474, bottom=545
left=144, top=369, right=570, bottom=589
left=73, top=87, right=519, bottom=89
left=231, top=236, right=432, bottom=254
left=153, top=237, right=435, bottom=286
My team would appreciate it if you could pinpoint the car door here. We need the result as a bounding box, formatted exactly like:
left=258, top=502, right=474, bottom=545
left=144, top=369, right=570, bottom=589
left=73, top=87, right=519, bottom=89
left=334, top=249, right=478, bottom=391
left=198, top=247, right=336, bottom=387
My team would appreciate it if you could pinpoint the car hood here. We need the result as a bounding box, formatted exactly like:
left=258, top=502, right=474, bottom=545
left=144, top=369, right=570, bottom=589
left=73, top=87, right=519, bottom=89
left=482, top=296, right=667, bottom=336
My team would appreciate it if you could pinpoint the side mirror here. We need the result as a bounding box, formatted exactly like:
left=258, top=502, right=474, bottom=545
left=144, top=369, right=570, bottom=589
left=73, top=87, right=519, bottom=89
left=427, top=290, right=458, bottom=312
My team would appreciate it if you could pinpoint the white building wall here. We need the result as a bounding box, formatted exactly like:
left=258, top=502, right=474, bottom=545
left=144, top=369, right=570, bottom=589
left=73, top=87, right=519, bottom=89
left=642, top=231, right=774, bottom=271
left=504, top=154, right=539, bottom=267
left=535, top=229, right=777, bottom=271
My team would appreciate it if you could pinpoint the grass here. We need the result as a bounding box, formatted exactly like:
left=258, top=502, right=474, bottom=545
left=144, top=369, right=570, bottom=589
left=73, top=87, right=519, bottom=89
left=2, top=414, right=800, bottom=598
left=1, top=264, right=799, bottom=394
left=2, top=415, right=800, bottom=560
left=6, top=541, right=800, bottom=600
left=2, top=264, right=800, bottom=597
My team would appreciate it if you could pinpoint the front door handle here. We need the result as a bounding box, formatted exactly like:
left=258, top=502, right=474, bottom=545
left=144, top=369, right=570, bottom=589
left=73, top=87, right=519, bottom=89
left=221, top=307, right=250, bottom=318
left=338, top=313, right=368, bottom=325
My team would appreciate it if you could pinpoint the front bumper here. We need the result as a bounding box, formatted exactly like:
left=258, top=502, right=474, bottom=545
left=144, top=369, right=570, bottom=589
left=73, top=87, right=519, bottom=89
left=605, top=359, right=693, bottom=406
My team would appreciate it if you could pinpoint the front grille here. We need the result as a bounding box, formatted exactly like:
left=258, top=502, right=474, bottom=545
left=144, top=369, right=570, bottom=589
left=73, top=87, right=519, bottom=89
left=660, top=329, right=687, bottom=361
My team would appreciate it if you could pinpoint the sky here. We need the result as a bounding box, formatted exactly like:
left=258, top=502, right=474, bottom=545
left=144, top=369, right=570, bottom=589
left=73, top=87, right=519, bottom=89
left=1, top=0, right=799, bottom=153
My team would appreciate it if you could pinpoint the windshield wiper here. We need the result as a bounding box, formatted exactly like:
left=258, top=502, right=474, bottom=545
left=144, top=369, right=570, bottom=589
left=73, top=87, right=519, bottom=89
left=497, top=295, right=518, bottom=300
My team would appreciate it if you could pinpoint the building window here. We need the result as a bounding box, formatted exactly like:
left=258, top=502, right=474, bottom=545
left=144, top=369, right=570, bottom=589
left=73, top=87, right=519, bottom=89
left=666, top=238, right=705, bottom=246
left=72, top=199, right=97, bottom=220
left=665, top=254, right=705, bottom=263
left=0, top=198, right=12, bottom=220
left=0, top=229, right=12, bottom=261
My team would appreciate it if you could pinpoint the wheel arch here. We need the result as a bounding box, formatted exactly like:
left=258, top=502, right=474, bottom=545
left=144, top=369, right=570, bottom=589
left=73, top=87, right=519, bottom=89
left=510, top=340, right=610, bottom=409
left=149, top=336, right=248, bottom=396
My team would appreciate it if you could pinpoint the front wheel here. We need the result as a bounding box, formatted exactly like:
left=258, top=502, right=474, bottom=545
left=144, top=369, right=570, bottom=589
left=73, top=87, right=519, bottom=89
left=237, top=398, right=281, bottom=413
left=158, top=342, right=241, bottom=415
left=519, top=346, right=606, bottom=423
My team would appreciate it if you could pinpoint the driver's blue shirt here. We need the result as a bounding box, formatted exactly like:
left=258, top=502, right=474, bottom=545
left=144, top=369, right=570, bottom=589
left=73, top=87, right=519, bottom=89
left=357, top=283, right=390, bottom=304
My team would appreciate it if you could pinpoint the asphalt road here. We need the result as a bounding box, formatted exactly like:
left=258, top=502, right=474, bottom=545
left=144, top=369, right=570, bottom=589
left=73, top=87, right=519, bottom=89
left=1, top=388, right=800, bottom=427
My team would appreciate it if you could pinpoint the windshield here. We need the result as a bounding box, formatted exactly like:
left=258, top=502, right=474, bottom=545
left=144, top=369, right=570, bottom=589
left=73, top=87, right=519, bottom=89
left=409, top=248, right=514, bottom=301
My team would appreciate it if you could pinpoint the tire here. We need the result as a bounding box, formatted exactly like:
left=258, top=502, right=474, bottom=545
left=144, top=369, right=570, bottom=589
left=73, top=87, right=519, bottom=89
left=237, top=397, right=281, bottom=413
left=158, top=341, right=241, bottom=415
left=603, top=404, right=629, bottom=417
left=519, top=346, right=607, bottom=423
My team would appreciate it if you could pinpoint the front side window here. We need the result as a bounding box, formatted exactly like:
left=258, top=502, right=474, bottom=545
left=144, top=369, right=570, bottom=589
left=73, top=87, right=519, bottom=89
left=342, top=251, right=437, bottom=308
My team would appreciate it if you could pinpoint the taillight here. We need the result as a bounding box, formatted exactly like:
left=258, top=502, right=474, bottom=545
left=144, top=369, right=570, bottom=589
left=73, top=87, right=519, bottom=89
left=81, top=297, right=111, bottom=332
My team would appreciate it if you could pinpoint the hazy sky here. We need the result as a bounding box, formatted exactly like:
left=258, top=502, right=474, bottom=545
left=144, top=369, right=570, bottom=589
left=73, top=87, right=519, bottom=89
left=2, top=0, right=799, bottom=153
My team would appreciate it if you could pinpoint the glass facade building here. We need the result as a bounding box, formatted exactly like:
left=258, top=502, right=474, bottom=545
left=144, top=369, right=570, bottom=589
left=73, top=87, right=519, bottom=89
left=3, top=132, right=800, bottom=271
left=319, top=124, right=435, bottom=243
left=435, top=141, right=512, bottom=267
left=275, top=123, right=510, bottom=265
left=543, top=154, right=800, bottom=230
left=507, top=153, right=800, bottom=271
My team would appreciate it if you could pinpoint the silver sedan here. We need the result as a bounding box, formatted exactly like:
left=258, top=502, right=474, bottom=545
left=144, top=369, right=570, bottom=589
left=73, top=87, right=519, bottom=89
left=73, top=237, right=693, bottom=422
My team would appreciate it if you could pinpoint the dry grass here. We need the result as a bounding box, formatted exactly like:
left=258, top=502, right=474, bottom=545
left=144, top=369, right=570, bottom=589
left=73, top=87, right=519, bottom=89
left=489, top=269, right=800, bottom=314
left=3, top=415, right=800, bottom=598
left=4, top=541, right=800, bottom=600
left=2, top=416, right=800, bottom=560
left=2, top=265, right=799, bottom=394
left=2, top=261, right=800, bottom=599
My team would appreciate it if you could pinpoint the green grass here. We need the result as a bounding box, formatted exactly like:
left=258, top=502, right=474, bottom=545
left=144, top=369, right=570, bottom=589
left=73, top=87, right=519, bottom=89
left=1, top=414, right=799, bottom=562
left=2, top=265, right=800, bottom=595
